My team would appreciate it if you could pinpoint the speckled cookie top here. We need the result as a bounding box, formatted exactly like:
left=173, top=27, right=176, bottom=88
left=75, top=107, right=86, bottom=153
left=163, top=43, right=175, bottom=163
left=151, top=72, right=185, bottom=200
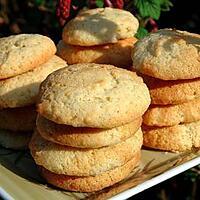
left=0, top=55, right=66, bottom=109
left=0, top=34, right=56, bottom=79
left=132, top=29, right=200, bottom=80
left=62, top=8, right=139, bottom=46
left=37, top=63, right=150, bottom=128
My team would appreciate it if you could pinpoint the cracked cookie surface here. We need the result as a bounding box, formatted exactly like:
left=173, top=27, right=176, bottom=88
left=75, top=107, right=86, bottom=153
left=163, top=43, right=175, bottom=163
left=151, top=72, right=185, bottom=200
left=37, top=63, right=150, bottom=128
left=62, top=8, right=139, bottom=46
left=0, top=55, right=66, bottom=108
left=0, top=34, right=56, bottom=79
left=132, top=29, right=200, bottom=80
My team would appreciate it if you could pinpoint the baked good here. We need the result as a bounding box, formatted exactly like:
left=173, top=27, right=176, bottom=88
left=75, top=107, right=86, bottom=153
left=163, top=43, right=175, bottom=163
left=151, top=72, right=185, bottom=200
left=143, top=121, right=200, bottom=152
left=0, top=106, right=36, bottom=131
left=0, top=55, right=67, bottom=109
left=62, top=8, right=139, bottom=46
left=37, top=115, right=142, bottom=148
left=0, top=34, right=56, bottom=79
left=39, top=151, right=140, bottom=192
left=0, top=129, right=32, bottom=149
left=132, top=29, right=200, bottom=80
left=57, top=38, right=137, bottom=67
left=37, top=63, right=150, bottom=128
left=29, top=129, right=143, bottom=176
left=143, top=99, right=200, bottom=126
left=142, top=75, right=200, bottom=105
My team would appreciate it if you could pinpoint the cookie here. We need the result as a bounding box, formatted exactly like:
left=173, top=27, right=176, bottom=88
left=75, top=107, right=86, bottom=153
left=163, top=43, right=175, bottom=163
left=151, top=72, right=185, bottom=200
left=0, top=34, right=56, bottom=79
left=143, top=121, right=200, bottom=152
left=0, top=55, right=67, bottom=109
left=29, top=129, right=143, bottom=176
left=132, top=29, right=200, bottom=80
left=39, top=151, right=140, bottom=192
left=0, top=106, right=36, bottom=131
left=37, top=115, right=142, bottom=148
left=143, top=99, right=200, bottom=126
left=142, top=75, right=200, bottom=105
left=62, top=8, right=139, bottom=46
left=37, top=63, right=150, bottom=128
left=57, top=38, right=137, bottom=68
left=0, top=129, right=32, bottom=149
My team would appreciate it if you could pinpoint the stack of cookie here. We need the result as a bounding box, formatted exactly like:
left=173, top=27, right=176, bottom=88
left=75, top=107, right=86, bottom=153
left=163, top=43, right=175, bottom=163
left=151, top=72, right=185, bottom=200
left=132, top=29, right=200, bottom=152
left=30, top=63, right=150, bottom=192
left=57, top=7, right=138, bottom=68
left=0, top=34, right=67, bottom=149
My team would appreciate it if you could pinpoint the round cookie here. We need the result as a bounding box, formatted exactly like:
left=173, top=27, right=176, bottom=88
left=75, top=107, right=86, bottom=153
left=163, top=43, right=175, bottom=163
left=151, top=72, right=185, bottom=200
left=132, top=29, right=200, bottom=80
left=29, top=129, right=143, bottom=176
left=143, top=121, right=200, bottom=152
left=37, top=63, right=150, bottom=128
left=0, top=129, right=32, bottom=149
left=0, top=34, right=56, bottom=79
left=143, top=99, right=200, bottom=127
left=142, top=75, right=200, bottom=105
left=39, top=151, right=140, bottom=192
left=0, top=106, right=36, bottom=131
left=37, top=115, right=142, bottom=148
left=0, top=55, right=67, bottom=109
left=62, top=8, right=139, bottom=46
left=57, top=38, right=137, bottom=68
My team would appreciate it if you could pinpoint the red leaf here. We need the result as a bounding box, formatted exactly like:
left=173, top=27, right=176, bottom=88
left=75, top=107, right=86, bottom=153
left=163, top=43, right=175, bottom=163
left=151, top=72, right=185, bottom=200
left=56, top=0, right=72, bottom=26
left=110, top=0, right=124, bottom=9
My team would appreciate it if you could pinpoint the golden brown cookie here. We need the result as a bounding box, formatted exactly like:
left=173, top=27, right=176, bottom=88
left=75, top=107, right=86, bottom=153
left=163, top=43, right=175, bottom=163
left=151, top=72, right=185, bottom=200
left=39, top=151, right=140, bottom=192
left=0, top=55, right=66, bottom=109
left=29, top=129, right=143, bottom=176
left=0, top=129, right=32, bottom=149
left=0, top=106, right=36, bottom=131
left=132, top=29, right=200, bottom=80
left=62, top=8, right=139, bottom=46
left=143, top=99, right=200, bottom=126
left=142, top=75, right=200, bottom=105
left=57, top=38, right=137, bottom=67
left=37, top=115, right=142, bottom=148
left=143, top=121, right=200, bottom=152
left=0, top=34, right=56, bottom=79
left=37, top=63, right=150, bottom=128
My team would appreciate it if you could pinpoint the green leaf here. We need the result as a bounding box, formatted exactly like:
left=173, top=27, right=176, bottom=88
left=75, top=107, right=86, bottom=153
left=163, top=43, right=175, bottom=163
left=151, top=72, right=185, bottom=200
left=96, top=0, right=104, bottom=8
left=135, top=27, right=149, bottom=39
left=34, top=0, right=45, bottom=6
left=160, top=0, right=173, bottom=11
left=134, top=0, right=161, bottom=20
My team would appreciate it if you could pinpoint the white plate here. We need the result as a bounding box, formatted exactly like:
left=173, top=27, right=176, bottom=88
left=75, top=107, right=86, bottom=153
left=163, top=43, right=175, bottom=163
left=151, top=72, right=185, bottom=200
left=0, top=147, right=200, bottom=200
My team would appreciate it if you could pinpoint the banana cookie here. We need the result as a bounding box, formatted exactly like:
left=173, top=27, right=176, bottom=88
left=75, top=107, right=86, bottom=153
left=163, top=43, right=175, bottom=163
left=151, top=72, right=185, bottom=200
left=39, top=151, right=140, bottom=192
left=143, top=121, right=200, bottom=152
left=62, top=8, right=139, bottom=46
left=132, top=29, right=200, bottom=80
left=29, top=129, right=142, bottom=176
left=37, top=115, right=142, bottom=148
left=143, top=99, right=200, bottom=127
left=37, top=63, right=150, bottom=128
left=142, top=75, right=200, bottom=105
left=57, top=38, right=137, bottom=67
left=0, top=34, right=56, bottom=79
left=0, top=55, right=67, bottom=109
